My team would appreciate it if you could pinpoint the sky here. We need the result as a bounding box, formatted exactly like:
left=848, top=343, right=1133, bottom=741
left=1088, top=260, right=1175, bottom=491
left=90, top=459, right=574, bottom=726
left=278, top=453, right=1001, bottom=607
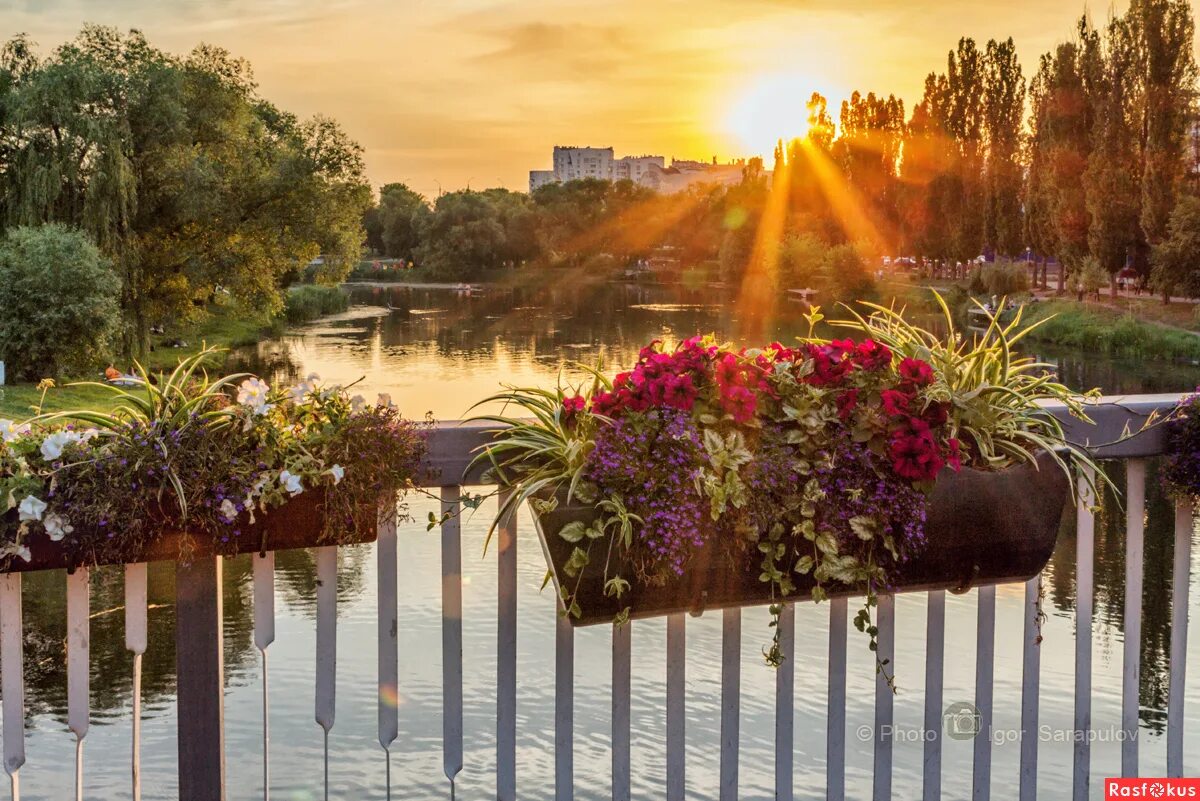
left=1, top=0, right=1192, bottom=198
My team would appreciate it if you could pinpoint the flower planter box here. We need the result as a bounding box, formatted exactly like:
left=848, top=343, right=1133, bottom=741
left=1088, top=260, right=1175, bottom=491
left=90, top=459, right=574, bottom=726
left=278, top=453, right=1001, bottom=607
left=534, top=450, right=1070, bottom=625
left=1, top=492, right=380, bottom=573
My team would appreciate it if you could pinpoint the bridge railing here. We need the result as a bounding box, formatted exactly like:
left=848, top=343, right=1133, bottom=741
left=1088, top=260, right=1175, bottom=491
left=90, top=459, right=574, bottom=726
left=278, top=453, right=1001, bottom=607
left=0, top=394, right=1193, bottom=801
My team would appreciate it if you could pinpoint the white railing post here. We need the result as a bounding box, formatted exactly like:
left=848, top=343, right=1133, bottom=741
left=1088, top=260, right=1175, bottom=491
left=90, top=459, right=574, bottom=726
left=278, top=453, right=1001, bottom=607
left=1167, top=499, right=1192, bottom=777
left=1122, top=460, right=1146, bottom=777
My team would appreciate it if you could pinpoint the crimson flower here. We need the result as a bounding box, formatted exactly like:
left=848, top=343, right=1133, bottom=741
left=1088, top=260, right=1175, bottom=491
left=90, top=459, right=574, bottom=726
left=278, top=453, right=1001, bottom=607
left=722, top=384, right=758, bottom=423
left=854, top=339, right=892, bottom=371
left=898, top=357, right=934, bottom=386
left=880, top=389, right=911, bottom=417
left=836, top=388, right=860, bottom=420
left=889, top=421, right=945, bottom=481
left=662, top=374, right=698, bottom=410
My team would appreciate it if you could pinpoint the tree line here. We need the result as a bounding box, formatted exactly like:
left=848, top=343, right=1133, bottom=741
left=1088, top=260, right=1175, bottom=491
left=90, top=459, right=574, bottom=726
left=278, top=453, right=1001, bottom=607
left=363, top=0, right=1199, bottom=300
left=0, top=26, right=370, bottom=361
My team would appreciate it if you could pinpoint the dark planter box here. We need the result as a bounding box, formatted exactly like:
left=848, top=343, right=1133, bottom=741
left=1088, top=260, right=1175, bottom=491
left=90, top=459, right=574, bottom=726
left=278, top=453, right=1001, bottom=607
left=535, top=450, right=1071, bottom=625
left=2, top=492, right=379, bottom=573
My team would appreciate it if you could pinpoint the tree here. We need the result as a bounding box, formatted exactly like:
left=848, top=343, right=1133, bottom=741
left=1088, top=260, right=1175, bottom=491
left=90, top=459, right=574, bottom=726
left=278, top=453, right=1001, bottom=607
left=373, top=183, right=428, bottom=261
left=982, top=38, right=1026, bottom=257
left=0, top=27, right=370, bottom=357
left=1150, top=195, right=1200, bottom=298
left=0, top=224, right=120, bottom=379
left=1131, top=0, right=1197, bottom=301
left=415, top=190, right=506, bottom=280
left=1026, top=27, right=1097, bottom=290
left=1085, top=16, right=1143, bottom=296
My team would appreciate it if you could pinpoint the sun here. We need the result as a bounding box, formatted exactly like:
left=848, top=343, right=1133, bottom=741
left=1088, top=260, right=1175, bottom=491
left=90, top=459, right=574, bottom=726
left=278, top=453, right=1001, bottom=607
left=725, top=73, right=817, bottom=159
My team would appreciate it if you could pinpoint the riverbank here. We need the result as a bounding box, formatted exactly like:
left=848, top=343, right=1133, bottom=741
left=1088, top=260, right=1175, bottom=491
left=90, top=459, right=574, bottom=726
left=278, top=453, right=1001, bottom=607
left=0, top=285, right=348, bottom=418
left=1020, top=300, right=1200, bottom=361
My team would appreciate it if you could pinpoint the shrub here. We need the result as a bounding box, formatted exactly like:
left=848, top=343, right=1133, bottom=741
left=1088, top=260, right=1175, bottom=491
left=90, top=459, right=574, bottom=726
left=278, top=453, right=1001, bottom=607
left=0, top=225, right=121, bottom=380
left=283, top=285, right=349, bottom=323
left=975, top=260, right=1030, bottom=297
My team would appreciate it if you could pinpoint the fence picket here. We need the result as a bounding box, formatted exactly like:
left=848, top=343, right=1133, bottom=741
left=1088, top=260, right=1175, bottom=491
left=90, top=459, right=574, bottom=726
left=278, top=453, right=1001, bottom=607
left=1167, top=499, right=1192, bottom=777
left=666, top=613, right=686, bottom=801
left=440, top=487, right=464, bottom=789
left=1, top=573, right=24, bottom=800
left=125, top=564, right=148, bottom=801
left=67, top=568, right=90, bottom=801
left=378, top=510, right=399, bottom=797
left=1073, top=466, right=1096, bottom=801
left=555, top=611, right=574, bottom=801
left=775, top=603, right=795, bottom=801
left=719, top=608, right=740, bottom=801
left=973, top=585, right=996, bottom=801
left=253, top=552, right=275, bottom=801
left=1020, top=576, right=1042, bottom=801
left=872, top=594, right=894, bottom=801
left=497, top=489, right=518, bottom=801
left=314, top=546, right=337, bottom=800
left=1123, top=460, right=1146, bottom=777
left=827, top=598, right=847, bottom=801
left=923, top=590, right=945, bottom=801
left=612, top=621, right=631, bottom=801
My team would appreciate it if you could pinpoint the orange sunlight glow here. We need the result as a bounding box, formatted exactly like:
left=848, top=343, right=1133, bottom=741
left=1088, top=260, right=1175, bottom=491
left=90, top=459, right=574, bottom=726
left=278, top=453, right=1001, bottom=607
left=725, top=73, right=814, bottom=159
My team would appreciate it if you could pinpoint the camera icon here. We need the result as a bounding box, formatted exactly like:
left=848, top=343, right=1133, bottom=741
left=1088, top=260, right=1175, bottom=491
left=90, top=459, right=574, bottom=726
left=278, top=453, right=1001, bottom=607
left=943, top=701, right=982, bottom=740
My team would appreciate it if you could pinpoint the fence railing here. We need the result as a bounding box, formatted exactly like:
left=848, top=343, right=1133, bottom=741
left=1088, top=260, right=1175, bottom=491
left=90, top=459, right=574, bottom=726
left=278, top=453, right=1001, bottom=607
left=0, top=393, right=1193, bottom=801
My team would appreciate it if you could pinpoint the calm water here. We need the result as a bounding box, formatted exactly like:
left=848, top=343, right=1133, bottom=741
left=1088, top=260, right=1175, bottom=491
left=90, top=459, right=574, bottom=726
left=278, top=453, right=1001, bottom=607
left=6, top=281, right=1200, bottom=800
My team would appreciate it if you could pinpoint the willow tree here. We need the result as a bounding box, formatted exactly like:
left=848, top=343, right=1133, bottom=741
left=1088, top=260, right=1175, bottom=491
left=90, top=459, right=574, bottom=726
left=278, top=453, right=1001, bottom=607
left=0, top=26, right=370, bottom=357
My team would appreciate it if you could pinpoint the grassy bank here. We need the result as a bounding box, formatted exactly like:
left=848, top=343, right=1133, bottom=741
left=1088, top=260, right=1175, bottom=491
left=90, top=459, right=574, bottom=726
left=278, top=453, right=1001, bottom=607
left=1022, top=300, right=1200, bottom=362
left=0, top=285, right=348, bottom=419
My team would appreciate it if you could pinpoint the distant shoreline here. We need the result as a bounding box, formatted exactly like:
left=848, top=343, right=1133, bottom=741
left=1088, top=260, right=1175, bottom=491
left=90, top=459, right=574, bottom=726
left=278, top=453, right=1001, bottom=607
left=341, top=280, right=493, bottom=290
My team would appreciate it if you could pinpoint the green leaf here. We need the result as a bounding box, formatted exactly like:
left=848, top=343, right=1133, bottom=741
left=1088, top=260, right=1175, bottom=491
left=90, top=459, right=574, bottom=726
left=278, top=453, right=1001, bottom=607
left=558, top=520, right=587, bottom=543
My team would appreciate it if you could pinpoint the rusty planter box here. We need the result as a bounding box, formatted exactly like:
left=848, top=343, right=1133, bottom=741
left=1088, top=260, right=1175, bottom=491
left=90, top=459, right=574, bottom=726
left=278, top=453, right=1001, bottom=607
left=535, top=450, right=1071, bottom=625
left=2, top=492, right=378, bottom=573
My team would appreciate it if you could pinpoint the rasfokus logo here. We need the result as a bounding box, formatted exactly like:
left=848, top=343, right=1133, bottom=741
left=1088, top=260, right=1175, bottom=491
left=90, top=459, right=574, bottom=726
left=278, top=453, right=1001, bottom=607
left=1106, top=779, right=1200, bottom=799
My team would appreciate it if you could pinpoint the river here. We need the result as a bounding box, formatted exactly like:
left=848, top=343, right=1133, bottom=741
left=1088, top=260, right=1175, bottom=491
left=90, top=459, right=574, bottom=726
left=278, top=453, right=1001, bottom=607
left=8, top=280, right=1200, bottom=799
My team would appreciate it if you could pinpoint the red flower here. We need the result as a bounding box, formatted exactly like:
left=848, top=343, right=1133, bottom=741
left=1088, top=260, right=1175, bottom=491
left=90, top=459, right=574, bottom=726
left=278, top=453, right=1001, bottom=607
left=854, top=339, right=892, bottom=371
left=715, top=353, right=742, bottom=387
left=804, top=344, right=852, bottom=387
left=889, top=422, right=945, bottom=481
left=721, top=384, right=758, bottom=423
left=880, top=389, right=911, bottom=417
left=828, top=338, right=856, bottom=360
left=922, top=401, right=949, bottom=428
left=946, top=438, right=962, bottom=471
left=638, top=340, right=663, bottom=361
left=562, top=394, right=586, bottom=414
left=662, top=374, right=698, bottom=410
left=898, top=357, right=934, bottom=387
left=836, top=388, right=859, bottom=420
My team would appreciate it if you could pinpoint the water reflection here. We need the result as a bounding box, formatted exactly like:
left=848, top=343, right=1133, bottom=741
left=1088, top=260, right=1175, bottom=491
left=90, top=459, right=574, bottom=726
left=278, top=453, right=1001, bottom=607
left=5, top=282, right=1199, bottom=798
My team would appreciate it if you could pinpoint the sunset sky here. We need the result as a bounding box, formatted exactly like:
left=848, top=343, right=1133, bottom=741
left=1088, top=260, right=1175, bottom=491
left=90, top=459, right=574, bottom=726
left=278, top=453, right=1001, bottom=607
left=3, top=0, right=1189, bottom=199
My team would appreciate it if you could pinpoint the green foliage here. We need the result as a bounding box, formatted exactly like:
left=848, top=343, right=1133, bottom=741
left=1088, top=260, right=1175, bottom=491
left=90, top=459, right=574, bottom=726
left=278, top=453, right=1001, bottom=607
left=0, top=224, right=120, bottom=380
left=283, top=285, right=349, bottom=323
left=1151, top=195, right=1200, bottom=298
left=1066, top=256, right=1109, bottom=299
left=2, top=348, right=426, bottom=567
left=415, top=190, right=509, bottom=280
left=833, top=292, right=1101, bottom=481
left=0, top=27, right=370, bottom=358
left=971, top=260, right=1031, bottom=297
left=365, top=183, right=429, bottom=260
left=1023, top=301, right=1200, bottom=361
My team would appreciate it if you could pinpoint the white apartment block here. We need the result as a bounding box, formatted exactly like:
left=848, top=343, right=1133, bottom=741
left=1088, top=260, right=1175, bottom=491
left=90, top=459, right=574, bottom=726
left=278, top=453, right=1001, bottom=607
left=614, top=155, right=666, bottom=184
left=529, top=147, right=761, bottom=194
left=553, top=146, right=615, bottom=182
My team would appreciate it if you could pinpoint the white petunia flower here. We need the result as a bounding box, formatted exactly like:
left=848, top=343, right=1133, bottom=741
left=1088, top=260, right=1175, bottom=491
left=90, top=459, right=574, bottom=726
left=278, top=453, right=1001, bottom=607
left=237, top=378, right=271, bottom=411
left=219, top=499, right=238, bottom=522
left=377, top=393, right=394, bottom=408
left=328, top=464, right=345, bottom=485
left=306, top=372, right=321, bottom=382
left=288, top=380, right=315, bottom=403
left=43, top=513, right=74, bottom=542
left=279, top=470, right=304, bottom=496
left=0, top=419, right=29, bottom=444
left=350, top=395, right=366, bottom=413
left=3, top=543, right=33, bottom=563
left=18, top=495, right=47, bottom=522
left=40, top=431, right=80, bottom=461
